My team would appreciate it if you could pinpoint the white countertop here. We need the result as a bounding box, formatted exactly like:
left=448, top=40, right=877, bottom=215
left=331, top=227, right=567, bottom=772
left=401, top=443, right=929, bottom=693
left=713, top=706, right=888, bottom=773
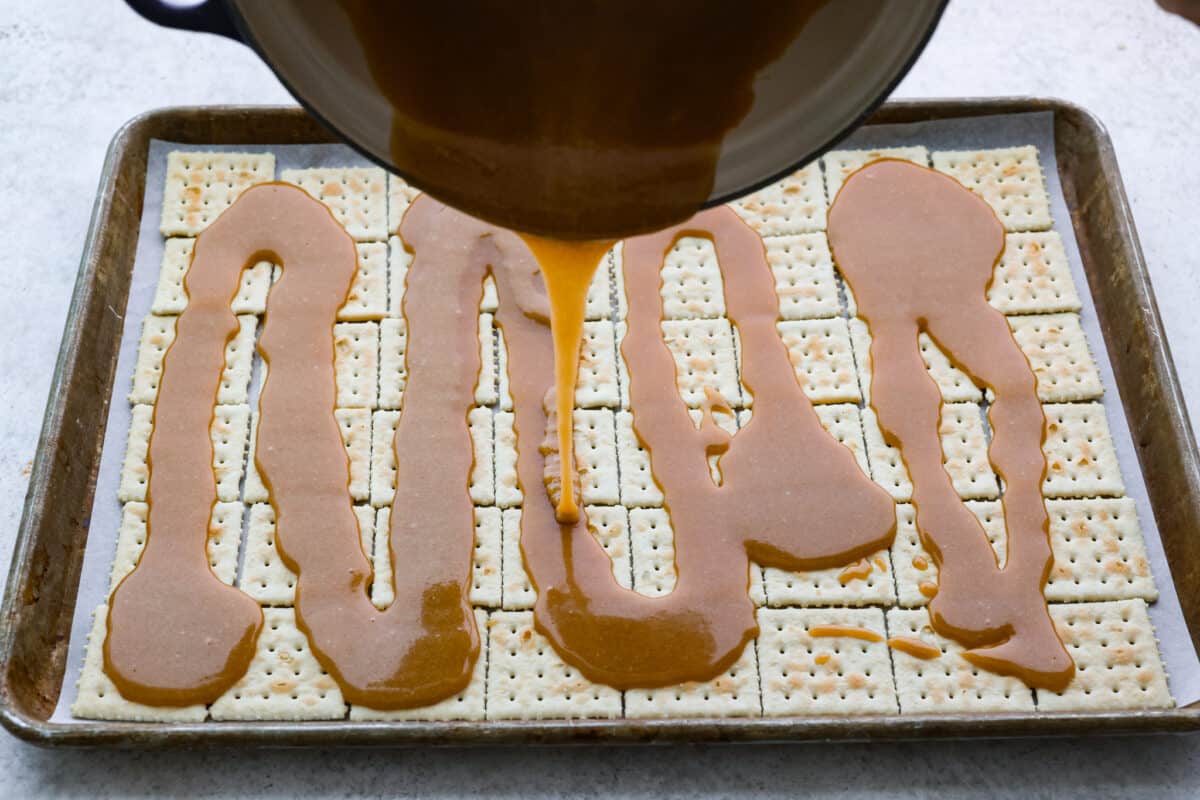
left=1, top=0, right=1198, bottom=796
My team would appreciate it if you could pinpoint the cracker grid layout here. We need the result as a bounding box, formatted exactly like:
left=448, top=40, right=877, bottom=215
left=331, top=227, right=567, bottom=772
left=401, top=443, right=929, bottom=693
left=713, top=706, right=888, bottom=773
left=76, top=144, right=1171, bottom=723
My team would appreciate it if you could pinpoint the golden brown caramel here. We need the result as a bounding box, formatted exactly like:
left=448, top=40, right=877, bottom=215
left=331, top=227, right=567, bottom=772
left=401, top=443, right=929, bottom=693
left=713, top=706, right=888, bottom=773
left=517, top=236, right=614, bottom=524
left=380, top=198, right=895, bottom=690
left=509, top=204, right=894, bottom=688
left=808, top=625, right=884, bottom=644
left=887, top=636, right=942, bottom=660
left=838, top=558, right=874, bottom=585
left=828, top=159, right=1073, bottom=692
left=108, top=185, right=480, bottom=709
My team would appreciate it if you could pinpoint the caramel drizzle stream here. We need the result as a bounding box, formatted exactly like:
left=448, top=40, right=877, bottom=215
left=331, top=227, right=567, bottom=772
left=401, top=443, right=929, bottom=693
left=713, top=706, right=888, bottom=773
left=497, top=203, right=896, bottom=688
left=516, top=235, right=615, bottom=524
left=827, top=159, right=1073, bottom=692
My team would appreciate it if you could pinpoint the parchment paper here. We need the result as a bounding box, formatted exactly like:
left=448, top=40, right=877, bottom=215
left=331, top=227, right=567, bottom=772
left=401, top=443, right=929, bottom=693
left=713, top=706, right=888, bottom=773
left=49, top=112, right=1200, bottom=722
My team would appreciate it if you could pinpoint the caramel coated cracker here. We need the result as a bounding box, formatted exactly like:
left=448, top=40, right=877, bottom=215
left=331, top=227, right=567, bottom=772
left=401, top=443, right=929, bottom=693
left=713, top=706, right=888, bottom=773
left=107, top=501, right=243, bottom=593
left=890, top=502, right=1005, bottom=608
left=887, top=607, right=1035, bottom=713
left=351, top=610, right=488, bottom=721
left=71, top=605, right=207, bottom=722
left=160, top=151, right=275, bottom=236
left=822, top=147, right=929, bottom=202
left=849, top=318, right=982, bottom=404
left=239, top=503, right=374, bottom=607
left=209, top=608, right=348, bottom=721
left=280, top=167, right=388, bottom=241
left=369, top=408, right=492, bottom=507
left=932, top=146, right=1052, bottom=232
left=625, top=638, right=760, bottom=718
left=117, top=403, right=249, bottom=503
left=129, top=314, right=257, bottom=406
left=861, top=404, right=998, bottom=501
left=500, top=506, right=632, bottom=610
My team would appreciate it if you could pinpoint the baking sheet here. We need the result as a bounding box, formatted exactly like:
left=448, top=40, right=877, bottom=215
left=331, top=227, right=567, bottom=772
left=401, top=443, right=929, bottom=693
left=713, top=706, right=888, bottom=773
left=49, top=111, right=1200, bottom=723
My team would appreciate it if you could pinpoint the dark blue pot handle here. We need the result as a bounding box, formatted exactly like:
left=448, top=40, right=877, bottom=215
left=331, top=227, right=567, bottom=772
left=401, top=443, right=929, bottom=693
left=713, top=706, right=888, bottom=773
left=124, top=0, right=243, bottom=42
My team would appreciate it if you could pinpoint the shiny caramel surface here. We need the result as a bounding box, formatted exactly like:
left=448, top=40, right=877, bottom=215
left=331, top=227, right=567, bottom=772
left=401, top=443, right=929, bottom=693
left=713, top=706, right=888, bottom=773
left=828, top=159, right=1073, bottom=692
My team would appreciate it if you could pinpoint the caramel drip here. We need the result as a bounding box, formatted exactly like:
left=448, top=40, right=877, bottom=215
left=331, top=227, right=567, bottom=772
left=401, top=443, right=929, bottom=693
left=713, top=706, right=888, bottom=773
left=912, top=554, right=930, bottom=571
left=495, top=203, right=895, bottom=688
left=808, top=625, right=883, bottom=644
left=814, top=653, right=831, bottom=665
left=338, top=0, right=826, bottom=239
left=918, top=581, right=939, bottom=599
left=517, top=236, right=614, bottom=524
left=887, top=636, right=942, bottom=660
left=838, top=558, right=873, bottom=585
left=827, top=159, right=1073, bottom=692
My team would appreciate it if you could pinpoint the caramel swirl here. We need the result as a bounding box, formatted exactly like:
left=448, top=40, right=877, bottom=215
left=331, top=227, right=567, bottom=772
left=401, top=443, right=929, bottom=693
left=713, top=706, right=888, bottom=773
left=108, top=185, right=479, bottom=708
left=827, top=159, right=1073, bottom=691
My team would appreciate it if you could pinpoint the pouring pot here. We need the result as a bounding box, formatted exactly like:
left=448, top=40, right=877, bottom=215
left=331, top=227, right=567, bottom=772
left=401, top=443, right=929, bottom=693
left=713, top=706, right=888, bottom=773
left=125, top=0, right=946, bottom=233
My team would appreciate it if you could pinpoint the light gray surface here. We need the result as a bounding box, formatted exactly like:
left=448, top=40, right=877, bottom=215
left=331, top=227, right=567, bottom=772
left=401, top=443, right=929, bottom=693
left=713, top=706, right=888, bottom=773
left=0, top=0, right=1197, bottom=796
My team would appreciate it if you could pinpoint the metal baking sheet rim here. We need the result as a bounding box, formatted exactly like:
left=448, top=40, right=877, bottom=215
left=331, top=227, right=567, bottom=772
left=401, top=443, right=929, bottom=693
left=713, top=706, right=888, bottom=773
left=3, top=100, right=1199, bottom=746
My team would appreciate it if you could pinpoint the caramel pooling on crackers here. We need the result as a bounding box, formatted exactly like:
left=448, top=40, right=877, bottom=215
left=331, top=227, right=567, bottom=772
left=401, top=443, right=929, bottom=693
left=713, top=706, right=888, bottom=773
left=510, top=205, right=896, bottom=688
left=108, top=185, right=480, bottom=709
left=109, top=193, right=895, bottom=704
left=827, top=159, right=1073, bottom=692
left=389, top=198, right=895, bottom=691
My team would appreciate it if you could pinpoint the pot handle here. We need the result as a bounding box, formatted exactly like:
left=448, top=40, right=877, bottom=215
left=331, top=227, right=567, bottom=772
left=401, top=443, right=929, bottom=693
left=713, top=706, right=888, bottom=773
left=124, top=0, right=243, bottom=42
